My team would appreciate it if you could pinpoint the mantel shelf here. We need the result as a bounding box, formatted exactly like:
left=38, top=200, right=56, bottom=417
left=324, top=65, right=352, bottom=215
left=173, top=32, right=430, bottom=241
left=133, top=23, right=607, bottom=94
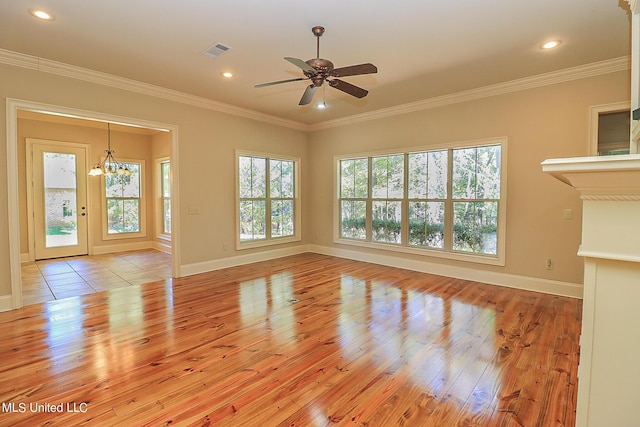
left=541, top=154, right=640, bottom=200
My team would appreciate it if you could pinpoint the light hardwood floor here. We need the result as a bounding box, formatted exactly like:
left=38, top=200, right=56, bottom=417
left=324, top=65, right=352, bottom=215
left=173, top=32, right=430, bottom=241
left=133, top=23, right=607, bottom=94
left=0, top=253, right=582, bottom=426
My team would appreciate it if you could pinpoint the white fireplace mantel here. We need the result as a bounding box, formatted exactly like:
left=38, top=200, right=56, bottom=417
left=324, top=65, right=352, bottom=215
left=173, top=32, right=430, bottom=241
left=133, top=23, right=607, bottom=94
left=542, top=154, right=640, bottom=198
left=542, top=154, right=640, bottom=427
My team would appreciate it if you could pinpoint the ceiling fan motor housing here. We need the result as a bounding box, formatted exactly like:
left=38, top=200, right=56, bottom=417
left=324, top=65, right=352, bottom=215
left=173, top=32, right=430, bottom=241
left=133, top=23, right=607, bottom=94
left=305, top=58, right=334, bottom=73
left=305, top=58, right=334, bottom=86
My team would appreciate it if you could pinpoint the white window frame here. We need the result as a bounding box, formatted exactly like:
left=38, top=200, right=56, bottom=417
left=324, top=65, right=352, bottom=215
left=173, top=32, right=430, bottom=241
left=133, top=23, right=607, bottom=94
left=101, top=158, right=146, bottom=240
left=155, top=157, right=171, bottom=241
left=235, top=150, right=301, bottom=250
left=334, top=137, right=507, bottom=266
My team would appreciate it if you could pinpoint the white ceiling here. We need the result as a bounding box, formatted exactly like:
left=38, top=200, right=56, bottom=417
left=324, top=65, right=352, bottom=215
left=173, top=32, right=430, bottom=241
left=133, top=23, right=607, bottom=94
left=0, top=1, right=632, bottom=126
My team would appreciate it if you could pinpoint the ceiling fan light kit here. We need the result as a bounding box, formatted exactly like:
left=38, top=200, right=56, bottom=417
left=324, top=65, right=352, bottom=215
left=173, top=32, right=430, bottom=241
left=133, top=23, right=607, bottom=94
left=255, top=26, right=377, bottom=106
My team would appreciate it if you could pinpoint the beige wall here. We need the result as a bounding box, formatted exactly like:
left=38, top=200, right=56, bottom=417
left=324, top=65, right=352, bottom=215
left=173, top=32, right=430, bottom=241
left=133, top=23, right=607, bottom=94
left=0, top=63, right=309, bottom=297
left=307, top=71, right=630, bottom=285
left=0, top=61, right=629, bottom=299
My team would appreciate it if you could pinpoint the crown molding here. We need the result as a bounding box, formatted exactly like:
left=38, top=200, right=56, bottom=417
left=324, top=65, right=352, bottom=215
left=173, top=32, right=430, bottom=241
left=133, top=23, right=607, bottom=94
left=309, top=56, right=631, bottom=131
left=0, top=48, right=629, bottom=133
left=0, top=48, right=309, bottom=132
left=624, top=0, right=638, bottom=14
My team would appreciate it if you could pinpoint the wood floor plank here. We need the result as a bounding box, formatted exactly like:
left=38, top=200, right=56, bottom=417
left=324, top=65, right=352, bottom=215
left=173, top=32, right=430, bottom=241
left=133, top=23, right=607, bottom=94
left=0, top=253, right=581, bottom=426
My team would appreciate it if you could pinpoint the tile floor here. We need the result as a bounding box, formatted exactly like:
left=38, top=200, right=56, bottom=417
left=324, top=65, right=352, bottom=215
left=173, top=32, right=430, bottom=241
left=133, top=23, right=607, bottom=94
left=20, top=249, right=172, bottom=306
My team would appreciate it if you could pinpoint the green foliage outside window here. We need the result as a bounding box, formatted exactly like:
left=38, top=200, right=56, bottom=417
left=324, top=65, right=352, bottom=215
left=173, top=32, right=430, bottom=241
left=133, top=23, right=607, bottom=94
left=452, top=145, right=500, bottom=254
left=105, top=162, right=141, bottom=234
left=338, top=143, right=502, bottom=257
left=161, top=161, right=171, bottom=234
left=239, top=155, right=295, bottom=242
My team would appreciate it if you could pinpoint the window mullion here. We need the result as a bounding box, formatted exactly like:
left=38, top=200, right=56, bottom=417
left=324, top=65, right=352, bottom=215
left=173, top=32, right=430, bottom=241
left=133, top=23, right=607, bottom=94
left=265, top=158, right=271, bottom=240
left=402, top=153, right=409, bottom=247
left=444, top=148, right=454, bottom=252
left=366, top=157, right=372, bottom=242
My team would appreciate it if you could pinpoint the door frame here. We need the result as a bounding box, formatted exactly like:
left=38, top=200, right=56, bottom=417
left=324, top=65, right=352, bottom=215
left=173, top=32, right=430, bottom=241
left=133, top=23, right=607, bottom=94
left=6, top=98, right=182, bottom=310
left=26, top=139, right=92, bottom=261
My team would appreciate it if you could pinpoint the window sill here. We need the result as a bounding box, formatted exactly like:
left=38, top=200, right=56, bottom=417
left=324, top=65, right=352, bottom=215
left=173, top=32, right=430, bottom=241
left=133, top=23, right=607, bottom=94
left=334, top=237, right=505, bottom=267
left=102, top=230, right=146, bottom=241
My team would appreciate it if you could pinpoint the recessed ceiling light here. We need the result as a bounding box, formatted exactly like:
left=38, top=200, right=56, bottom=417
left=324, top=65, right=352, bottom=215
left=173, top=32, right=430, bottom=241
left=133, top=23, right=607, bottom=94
left=222, top=72, right=233, bottom=78
left=29, top=9, right=55, bottom=21
left=316, top=102, right=327, bottom=109
left=541, top=40, right=562, bottom=50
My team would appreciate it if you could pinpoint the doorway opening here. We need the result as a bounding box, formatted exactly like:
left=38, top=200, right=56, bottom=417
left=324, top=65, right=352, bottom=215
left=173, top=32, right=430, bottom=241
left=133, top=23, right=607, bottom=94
left=7, top=99, right=180, bottom=309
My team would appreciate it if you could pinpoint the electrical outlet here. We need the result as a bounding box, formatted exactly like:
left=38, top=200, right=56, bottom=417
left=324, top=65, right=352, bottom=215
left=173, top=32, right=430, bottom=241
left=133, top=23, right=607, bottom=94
left=546, top=258, right=554, bottom=270
left=188, top=206, right=200, bottom=215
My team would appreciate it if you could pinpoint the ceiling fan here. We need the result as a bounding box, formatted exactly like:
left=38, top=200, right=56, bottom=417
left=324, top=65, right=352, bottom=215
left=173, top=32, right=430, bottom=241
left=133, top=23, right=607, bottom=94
left=255, top=26, right=378, bottom=105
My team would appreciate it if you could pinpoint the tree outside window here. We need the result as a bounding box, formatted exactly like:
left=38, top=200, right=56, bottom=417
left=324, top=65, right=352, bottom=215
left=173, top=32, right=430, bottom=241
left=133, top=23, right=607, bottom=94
left=339, top=158, right=367, bottom=240
left=371, top=154, right=404, bottom=244
left=452, top=145, right=500, bottom=254
left=408, top=150, right=447, bottom=249
left=238, top=153, right=299, bottom=247
left=161, top=160, right=171, bottom=234
left=105, top=162, right=141, bottom=234
left=337, top=141, right=504, bottom=263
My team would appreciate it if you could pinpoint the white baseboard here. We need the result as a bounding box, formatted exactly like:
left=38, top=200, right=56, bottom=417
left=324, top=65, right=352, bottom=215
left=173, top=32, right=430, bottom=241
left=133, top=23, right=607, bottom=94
left=19, top=243, right=582, bottom=307
left=180, top=243, right=582, bottom=298
left=21, top=241, right=171, bottom=262
left=152, top=240, right=172, bottom=254
left=91, top=241, right=154, bottom=255
left=180, top=245, right=308, bottom=277
left=307, top=244, right=583, bottom=299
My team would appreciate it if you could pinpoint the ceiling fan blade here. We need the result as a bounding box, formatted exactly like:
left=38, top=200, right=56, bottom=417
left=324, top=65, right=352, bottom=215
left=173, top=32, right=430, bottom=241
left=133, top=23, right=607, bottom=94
left=255, top=77, right=308, bottom=88
left=328, top=79, right=368, bottom=98
left=299, top=85, right=317, bottom=105
left=284, top=57, right=316, bottom=74
left=330, top=63, right=378, bottom=78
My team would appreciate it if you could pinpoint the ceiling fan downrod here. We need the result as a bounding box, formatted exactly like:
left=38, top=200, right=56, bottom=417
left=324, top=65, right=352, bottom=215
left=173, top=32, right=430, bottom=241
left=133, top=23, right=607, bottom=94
left=311, top=26, right=325, bottom=59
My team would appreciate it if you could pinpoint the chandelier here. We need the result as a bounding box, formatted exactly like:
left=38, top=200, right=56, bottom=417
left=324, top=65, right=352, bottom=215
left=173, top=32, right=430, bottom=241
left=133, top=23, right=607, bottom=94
left=88, top=123, right=131, bottom=176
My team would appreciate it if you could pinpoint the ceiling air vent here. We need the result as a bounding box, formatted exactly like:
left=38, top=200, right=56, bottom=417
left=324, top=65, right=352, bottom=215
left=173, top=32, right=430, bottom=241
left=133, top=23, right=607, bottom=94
left=203, top=42, right=231, bottom=59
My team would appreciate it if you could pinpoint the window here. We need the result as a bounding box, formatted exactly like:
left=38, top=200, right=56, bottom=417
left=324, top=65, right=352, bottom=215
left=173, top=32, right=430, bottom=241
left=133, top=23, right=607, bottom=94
left=237, top=151, right=300, bottom=248
left=589, top=102, right=631, bottom=156
left=159, top=159, right=171, bottom=235
left=103, top=160, right=146, bottom=239
left=408, top=150, right=447, bottom=249
left=451, top=145, right=501, bottom=254
left=336, top=139, right=506, bottom=265
left=597, top=111, right=630, bottom=155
